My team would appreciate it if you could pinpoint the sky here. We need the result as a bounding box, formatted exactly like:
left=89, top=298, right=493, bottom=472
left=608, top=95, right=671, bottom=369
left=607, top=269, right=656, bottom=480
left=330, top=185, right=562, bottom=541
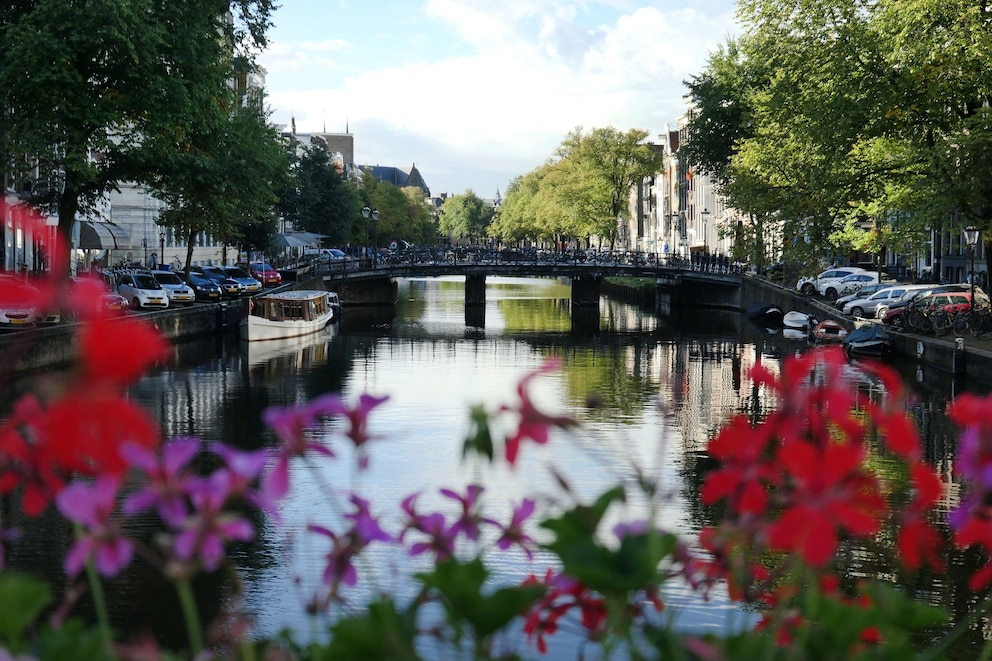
left=257, top=0, right=740, bottom=199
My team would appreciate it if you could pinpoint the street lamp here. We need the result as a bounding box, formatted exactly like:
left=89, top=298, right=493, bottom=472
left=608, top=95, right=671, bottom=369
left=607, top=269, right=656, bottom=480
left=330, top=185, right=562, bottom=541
left=965, top=225, right=980, bottom=312
left=362, top=206, right=372, bottom=266
left=371, top=209, right=380, bottom=257
left=700, top=208, right=711, bottom=253
left=159, top=228, right=166, bottom=270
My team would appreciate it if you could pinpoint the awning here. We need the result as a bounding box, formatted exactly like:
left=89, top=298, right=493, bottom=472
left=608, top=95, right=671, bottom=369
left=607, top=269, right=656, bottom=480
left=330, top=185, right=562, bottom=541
left=76, top=221, right=135, bottom=250
left=274, top=231, right=326, bottom=248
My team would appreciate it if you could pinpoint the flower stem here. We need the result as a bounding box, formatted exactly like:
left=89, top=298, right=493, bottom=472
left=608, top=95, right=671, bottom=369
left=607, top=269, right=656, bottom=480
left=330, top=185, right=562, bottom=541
left=84, top=558, right=112, bottom=652
left=176, top=578, right=205, bottom=656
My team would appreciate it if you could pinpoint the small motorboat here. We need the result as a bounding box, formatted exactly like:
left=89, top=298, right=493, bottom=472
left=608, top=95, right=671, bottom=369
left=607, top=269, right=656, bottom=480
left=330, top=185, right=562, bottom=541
left=783, top=310, right=812, bottom=330
left=813, top=319, right=849, bottom=343
left=747, top=302, right=785, bottom=328
left=842, top=324, right=892, bottom=357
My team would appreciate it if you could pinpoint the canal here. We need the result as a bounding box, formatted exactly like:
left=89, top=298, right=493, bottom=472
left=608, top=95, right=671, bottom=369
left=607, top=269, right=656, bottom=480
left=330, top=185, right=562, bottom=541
left=2, top=275, right=990, bottom=657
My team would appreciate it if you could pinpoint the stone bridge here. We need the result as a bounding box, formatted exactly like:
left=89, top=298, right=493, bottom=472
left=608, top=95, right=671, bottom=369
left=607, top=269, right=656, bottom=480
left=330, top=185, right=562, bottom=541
left=319, top=261, right=744, bottom=328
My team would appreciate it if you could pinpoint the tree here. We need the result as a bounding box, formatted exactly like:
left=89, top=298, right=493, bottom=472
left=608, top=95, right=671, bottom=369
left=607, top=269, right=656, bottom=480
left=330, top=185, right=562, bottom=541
left=292, top=143, right=361, bottom=247
left=551, top=127, right=663, bottom=246
left=439, top=191, right=492, bottom=244
left=0, top=0, right=275, bottom=262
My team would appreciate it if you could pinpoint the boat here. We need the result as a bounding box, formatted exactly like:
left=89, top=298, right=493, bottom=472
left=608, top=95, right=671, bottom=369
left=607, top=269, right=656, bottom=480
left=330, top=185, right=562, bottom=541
left=327, top=290, right=342, bottom=318
left=842, top=323, right=891, bottom=357
left=783, top=310, right=812, bottom=330
left=812, top=319, right=849, bottom=343
left=239, top=289, right=335, bottom=341
left=746, top=302, right=785, bottom=327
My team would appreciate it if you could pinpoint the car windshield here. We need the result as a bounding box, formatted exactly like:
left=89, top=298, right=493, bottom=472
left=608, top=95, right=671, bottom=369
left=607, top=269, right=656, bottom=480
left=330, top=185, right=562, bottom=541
left=154, top=273, right=183, bottom=285
left=224, top=267, right=250, bottom=278
left=134, top=275, right=161, bottom=289
left=189, top=273, right=210, bottom=285
left=255, top=263, right=275, bottom=271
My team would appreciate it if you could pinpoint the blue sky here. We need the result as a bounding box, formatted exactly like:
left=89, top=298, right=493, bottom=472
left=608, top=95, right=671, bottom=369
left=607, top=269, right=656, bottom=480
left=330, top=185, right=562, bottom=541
left=257, top=0, right=739, bottom=199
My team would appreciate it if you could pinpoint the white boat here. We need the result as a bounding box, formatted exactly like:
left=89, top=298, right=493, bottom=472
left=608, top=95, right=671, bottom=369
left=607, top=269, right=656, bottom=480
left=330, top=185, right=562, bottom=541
left=240, top=289, right=335, bottom=341
left=783, top=310, right=812, bottom=330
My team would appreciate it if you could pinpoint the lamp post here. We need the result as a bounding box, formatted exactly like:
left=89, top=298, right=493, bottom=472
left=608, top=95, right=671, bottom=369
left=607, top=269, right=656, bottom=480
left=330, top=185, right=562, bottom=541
left=362, top=206, right=371, bottom=266
left=700, top=208, right=711, bottom=254
left=159, top=228, right=165, bottom=270
left=371, top=209, right=380, bottom=259
left=965, top=225, right=980, bottom=312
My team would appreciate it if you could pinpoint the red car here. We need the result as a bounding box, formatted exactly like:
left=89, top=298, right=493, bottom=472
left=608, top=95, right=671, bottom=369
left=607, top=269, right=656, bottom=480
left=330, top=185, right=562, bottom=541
left=240, top=261, right=282, bottom=287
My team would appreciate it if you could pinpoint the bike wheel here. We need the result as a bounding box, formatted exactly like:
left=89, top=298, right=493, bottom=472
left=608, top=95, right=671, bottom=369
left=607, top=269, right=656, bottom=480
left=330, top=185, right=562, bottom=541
left=908, top=309, right=926, bottom=331
left=953, top=313, right=970, bottom=336
left=931, top=310, right=951, bottom=335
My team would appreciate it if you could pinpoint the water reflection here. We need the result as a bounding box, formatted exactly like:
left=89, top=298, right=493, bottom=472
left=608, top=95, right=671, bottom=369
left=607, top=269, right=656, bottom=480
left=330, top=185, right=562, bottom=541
left=1, top=276, right=990, bottom=656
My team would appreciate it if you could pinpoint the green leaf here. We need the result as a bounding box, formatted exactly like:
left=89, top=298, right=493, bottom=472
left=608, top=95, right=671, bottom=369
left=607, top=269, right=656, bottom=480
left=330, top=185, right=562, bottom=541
left=0, top=572, right=51, bottom=649
left=324, top=597, right=421, bottom=660
left=416, top=558, right=545, bottom=638
left=463, top=404, right=495, bottom=461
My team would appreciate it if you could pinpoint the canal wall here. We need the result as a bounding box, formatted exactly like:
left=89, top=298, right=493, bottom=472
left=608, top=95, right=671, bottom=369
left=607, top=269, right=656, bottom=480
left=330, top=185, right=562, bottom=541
left=0, top=301, right=244, bottom=375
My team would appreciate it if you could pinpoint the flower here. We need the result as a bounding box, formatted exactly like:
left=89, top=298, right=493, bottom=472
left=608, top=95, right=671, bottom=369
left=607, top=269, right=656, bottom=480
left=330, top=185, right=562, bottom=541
left=56, top=476, right=133, bottom=578
left=313, top=393, right=390, bottom=469
left=494, top=498, right=538, bottom=559
left=261, top=399, right=336, bottom=501
left=440, top=484, right=486, bottom=541
left=173, top=471, right=254, bottom=572
left=499, top=357, right=575, bottom=465
left=209, top=442, right=277, bottom=517
left=399, top=493, right=456, bottom=559
left=121, top=437, right=201, bottom=527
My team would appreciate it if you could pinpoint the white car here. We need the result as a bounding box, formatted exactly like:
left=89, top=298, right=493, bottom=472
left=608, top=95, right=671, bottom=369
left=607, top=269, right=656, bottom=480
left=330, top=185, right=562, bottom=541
left=842, top=284, right=924, bottom=318
left=797, top=267, right=866, bottom=298
left=151, top=270, right=196, bottom=306
left=113, top=270, right=170, bottom=309
left=829, top=272, right=889, bottom=299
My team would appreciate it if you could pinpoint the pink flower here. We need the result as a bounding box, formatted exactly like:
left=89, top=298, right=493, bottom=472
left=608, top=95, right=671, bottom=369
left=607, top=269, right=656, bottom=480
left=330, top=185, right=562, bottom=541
left=261, top=400, right=336, bottom=501
left=315, top=393, right=390, bottom=469
left=441, top=485, right=486, bottom=541
left=399, top=493, right=456, bottom=559
left=121, top=438, right=201, bottom=528
left=500, top=358, right=575, bottom=465
left=173, top=471, right=254, bottom=571
left=308, top=495, right=390, bottom=590
left=495, top=498, right=538, bottom=559
left=209, top=442, right=278, bottom=518
left=56, top=476, right=133, bottom=578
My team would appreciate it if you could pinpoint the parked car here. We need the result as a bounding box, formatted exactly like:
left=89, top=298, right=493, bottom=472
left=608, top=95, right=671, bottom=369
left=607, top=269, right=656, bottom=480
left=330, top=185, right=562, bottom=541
left=829, top=272, right=894, bottom=299
left=112, top=270, right=169, bottom=309
left=180, top=271, right=223, bottom=301
left=191, top=265, right=242, bottom=298
left=64, top=276, right=129, bottom=321
left=221, top=266, right=263, bottom=295
left=834, top=282, right=895, bottom=309
left=841, top=284, right=923, bottom=318
left=239, top=261, right=282, bottom=287
left=796, top=267, right=866, bottom=297
left=0, top=275, right=39, bottom=328
left=151, top=270, right=196, bottom=306
left=877, top=284, right=985, bottom=324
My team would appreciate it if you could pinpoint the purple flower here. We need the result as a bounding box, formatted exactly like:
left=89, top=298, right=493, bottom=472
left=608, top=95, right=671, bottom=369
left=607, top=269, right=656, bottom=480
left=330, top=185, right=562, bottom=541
left=316, top=393, right=390, bottom=469
left=345, top=494, right=392, bottom=544
left=261, top=399, right=337, bottom=501
left=209, top=442, right=278, bottom=517
left=441, top=485, right=486, bottom=541
left=173, top=471, right=254, bottom=571
left=400, top=493, right=456, bottom=559
left=56, top=476, right=133, bottom=578
left=495, top=498, right=538, bottom=559
left=121, top=438, right=200, bottom=528
left=309, top=524, right=359, bottom=588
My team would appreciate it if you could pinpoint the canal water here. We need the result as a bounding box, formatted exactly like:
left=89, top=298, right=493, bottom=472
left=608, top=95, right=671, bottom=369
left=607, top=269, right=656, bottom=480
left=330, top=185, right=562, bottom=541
left=2, top=276, right=990, bottom=657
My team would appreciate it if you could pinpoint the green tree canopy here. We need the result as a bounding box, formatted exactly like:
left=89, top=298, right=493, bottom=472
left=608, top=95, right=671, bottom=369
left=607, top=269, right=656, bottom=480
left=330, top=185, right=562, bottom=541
left=439, top=191, right=493, bottom=244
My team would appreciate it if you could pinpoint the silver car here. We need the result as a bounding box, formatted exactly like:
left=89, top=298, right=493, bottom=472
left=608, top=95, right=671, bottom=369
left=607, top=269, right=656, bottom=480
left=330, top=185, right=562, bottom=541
left=842, top=285, right=922, bottom=318
left=221, top=266, right=263, bottom=295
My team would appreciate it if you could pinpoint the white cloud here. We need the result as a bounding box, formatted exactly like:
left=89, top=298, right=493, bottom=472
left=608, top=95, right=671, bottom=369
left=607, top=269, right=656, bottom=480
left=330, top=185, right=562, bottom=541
left=259, top=1, right=738, bottom=195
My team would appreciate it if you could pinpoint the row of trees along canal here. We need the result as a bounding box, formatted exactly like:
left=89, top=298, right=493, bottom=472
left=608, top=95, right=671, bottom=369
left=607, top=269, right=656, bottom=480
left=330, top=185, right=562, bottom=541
left=679, top=1, right=992, bottom=281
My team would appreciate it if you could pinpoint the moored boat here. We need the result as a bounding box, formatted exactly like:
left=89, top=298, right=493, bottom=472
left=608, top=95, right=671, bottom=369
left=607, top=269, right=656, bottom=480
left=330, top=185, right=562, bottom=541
left=783, top=310, right=812, bottom=330
left=747, top=302, right=785, bottom=328
left=813, top=319, right=849, bottom=343
left=842, top=324, right=891, bottom=357
left=240, top=289, right=334, bottom=341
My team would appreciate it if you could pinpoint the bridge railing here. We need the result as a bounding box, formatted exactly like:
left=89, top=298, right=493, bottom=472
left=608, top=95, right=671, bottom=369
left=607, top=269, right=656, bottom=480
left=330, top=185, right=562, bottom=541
left=311, top=248, right=747, bottom=276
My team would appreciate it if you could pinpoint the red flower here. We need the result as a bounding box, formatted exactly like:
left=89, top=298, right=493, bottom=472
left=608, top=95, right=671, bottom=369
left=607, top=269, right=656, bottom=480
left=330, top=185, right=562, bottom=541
left=767, top=440, right=884, bottom=567
left=500, top=357, right=575, bottom=465
left=702, top=414, right=779, bottom=515
left=79, top=315, right=169, bottom=385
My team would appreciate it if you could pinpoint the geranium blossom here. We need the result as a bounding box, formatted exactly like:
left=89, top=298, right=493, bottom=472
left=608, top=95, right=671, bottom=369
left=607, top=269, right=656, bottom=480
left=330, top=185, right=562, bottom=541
left=494, top=498, right=538, bottom=559
left=261, top=399, right=336, bottom=501
left=499, top=357, right=575, bottom=465
left=440, top=484, right=486, bottom=541
left=121, top=438, right=201, bottom=527
left=56, top=476, right=133, bottom=578
left=173, top=471, right=254, bottom=571
left=313, top=393, right=390, bottom=469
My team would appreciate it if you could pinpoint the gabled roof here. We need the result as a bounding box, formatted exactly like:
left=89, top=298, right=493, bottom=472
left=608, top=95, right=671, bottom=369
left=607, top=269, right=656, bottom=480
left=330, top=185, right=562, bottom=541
left=360, top=163, right=430, bottom=197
